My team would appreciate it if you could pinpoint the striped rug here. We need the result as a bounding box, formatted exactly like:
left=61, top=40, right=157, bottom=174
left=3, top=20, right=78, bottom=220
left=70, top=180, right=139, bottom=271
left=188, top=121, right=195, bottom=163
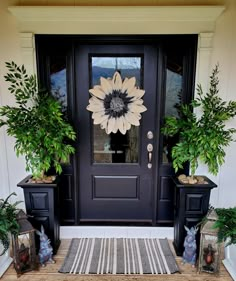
left=59, top=238, right=179, bottom=274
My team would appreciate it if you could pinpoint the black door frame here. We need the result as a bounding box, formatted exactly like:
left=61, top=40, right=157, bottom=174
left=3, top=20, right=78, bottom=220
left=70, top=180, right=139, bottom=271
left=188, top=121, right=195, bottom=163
left=35, top=35, right=197, bottom=226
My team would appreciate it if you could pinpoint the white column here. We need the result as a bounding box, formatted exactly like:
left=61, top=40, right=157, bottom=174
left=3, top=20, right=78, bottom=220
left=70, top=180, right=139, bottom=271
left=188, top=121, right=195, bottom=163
left=20, top=32, right=36, bottom=75
left=195, top=32, right=214, bottom=91
left=195, top=32, right=219, bottom=206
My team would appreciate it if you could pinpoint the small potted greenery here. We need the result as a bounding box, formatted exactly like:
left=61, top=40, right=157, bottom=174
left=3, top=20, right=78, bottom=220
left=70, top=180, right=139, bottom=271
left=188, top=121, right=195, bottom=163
left=0, top=193, right=21, bottom=256
left=162, top=64, right=236, bottom=183
left=213, top=207, right=236, bottom=279
left=0, top=61, right=76, bottom=253
left=214, top=207, right=236, bottom=246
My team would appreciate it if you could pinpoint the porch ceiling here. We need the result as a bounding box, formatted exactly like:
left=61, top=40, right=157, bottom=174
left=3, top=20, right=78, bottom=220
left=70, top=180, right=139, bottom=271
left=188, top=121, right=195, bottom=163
left=8, top=5, right=225, bottom=34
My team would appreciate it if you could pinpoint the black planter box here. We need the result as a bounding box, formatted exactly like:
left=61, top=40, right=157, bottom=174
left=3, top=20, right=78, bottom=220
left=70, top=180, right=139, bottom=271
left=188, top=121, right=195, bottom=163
left=17, top=175, right=60, bottom=254
left=173, top=176, right=217, bottom=256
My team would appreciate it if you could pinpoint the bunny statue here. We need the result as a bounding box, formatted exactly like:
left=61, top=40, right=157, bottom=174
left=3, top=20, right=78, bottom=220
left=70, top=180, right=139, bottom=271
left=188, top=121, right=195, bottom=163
left=36, top=225, right=55, bottom=267
left=182, top=225, right=198, bottom=267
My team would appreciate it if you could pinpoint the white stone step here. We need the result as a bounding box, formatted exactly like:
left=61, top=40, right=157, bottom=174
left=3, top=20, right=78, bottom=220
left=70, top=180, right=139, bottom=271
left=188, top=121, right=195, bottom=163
left=60, top=226, right=174, bottom=239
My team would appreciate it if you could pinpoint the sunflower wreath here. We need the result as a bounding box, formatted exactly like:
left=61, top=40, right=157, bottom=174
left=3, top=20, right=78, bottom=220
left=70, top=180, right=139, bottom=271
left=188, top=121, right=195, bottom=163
left=87, top=72, right=147, bottom=135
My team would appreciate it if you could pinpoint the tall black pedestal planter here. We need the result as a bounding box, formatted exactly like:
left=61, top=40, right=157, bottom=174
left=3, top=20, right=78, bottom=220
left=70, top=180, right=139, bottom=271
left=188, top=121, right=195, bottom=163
left=18, top=175, right=60, bottom=254
left=173, top=176, right=217, bottom=256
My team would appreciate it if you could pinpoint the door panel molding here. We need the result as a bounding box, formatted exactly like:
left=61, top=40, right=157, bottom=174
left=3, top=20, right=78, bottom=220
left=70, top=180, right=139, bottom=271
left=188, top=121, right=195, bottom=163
left=93, top=176, right=139, bottom=199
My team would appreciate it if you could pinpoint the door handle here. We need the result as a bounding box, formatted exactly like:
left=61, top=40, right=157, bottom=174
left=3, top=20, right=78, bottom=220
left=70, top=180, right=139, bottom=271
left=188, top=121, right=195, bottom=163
left=147, top=144, right=153, bottom=169
left=148, top=151, right=152, bottom=163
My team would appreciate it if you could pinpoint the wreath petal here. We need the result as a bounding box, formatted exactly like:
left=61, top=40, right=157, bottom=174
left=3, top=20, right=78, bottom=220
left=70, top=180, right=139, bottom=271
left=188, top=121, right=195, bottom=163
left=112, top=72, right=123, bottom=90
left=100, top=77, right=112, bottom=94
left=89, top=88, right=106, bottom=99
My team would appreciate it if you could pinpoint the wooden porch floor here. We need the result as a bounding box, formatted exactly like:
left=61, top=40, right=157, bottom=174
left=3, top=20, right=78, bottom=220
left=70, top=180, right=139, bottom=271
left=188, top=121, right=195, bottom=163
left=1, top=239, right=233, bottom=281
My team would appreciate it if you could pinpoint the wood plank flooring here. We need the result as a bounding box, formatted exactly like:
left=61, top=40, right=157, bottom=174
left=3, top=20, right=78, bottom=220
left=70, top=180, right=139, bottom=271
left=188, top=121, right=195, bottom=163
left=1, top=239, right=233, bottom=281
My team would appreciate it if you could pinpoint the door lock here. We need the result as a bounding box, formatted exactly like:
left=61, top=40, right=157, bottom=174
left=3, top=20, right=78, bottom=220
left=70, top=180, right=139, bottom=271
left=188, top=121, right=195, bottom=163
left=147, top=131, right=154, bottom=140
left=147, top=143, right=153, bottom=152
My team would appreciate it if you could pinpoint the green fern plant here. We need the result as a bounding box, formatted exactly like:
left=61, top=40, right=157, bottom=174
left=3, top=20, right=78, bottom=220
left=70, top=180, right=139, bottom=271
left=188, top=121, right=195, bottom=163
left=162, top=65, right=236, bottom=177
left=0, top=193, right=21, bottom=256
left=0, top=62, right=76, bottom=180
left=214, top=207, right=236, bottom=246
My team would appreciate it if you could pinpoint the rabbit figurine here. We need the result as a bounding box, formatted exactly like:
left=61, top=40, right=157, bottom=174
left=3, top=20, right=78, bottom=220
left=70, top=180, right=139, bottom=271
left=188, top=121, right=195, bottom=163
left=36, top=225, right=55, bottom=267
left=182, top=225, right=198, bottom=267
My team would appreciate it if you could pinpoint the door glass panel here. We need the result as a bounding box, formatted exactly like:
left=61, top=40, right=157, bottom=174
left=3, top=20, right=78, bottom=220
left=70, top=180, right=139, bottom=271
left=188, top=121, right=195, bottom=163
left=49, top=56, right=67, bottom=113
left=165, top=63, right=183, bottom=117
left=162, top=58, right=183, bottom=163
left=91, top=56, right=142, bottom=163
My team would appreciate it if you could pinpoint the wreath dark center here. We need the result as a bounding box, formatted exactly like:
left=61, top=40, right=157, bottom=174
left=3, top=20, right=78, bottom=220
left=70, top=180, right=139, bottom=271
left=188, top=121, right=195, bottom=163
left=110, top=97, right=125, bottom=112
left=103, top=90, right=132, bottom=118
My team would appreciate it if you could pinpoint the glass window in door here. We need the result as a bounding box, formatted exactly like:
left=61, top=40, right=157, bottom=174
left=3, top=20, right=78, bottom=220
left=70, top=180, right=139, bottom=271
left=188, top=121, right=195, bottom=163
left=91, top=56, right=143, bottom=164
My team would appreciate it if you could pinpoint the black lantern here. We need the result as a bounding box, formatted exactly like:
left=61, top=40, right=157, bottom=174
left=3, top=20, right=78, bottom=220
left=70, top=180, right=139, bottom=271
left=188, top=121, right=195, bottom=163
left=12, top=210, right=37, bottom=275
left=198, top=208, right=221, bottom=274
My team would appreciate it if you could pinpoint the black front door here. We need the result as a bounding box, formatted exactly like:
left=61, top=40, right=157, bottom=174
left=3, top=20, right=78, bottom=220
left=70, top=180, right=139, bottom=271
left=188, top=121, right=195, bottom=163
left=35, top=35, right=197, bottom=225
left=76, top=44, right=158, bottom=223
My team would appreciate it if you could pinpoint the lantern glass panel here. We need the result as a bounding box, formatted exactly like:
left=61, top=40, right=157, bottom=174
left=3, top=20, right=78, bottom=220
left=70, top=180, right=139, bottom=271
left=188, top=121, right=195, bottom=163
left=16, top=234, right=31, bottom=272
left=12, top=210, right=37, bottom=275
left=13, top=232, right=36, bottom=274
left=199, top=210, right=221, bottom=274
left=199, top=233, right=220, bottom=273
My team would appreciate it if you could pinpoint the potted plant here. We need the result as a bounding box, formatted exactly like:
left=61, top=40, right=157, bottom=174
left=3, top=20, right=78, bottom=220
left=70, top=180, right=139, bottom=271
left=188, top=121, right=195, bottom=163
left=0, top=193, right=21, bottom=277
left=0, top=62, right=76, bottom=253
left=213, top=207, right=236, bottom=279
left=0, top=193, right=21, bottom=256
left=161, top=65, right=236, bottom=255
